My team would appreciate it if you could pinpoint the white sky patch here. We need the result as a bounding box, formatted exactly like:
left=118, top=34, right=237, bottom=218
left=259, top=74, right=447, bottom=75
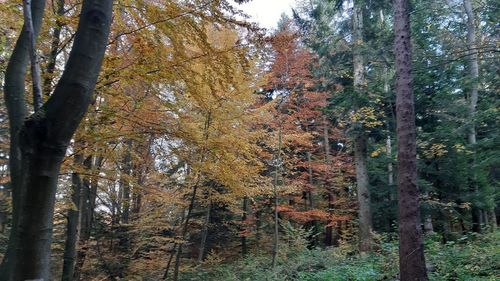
left=237, top=0, right=296, bottom=30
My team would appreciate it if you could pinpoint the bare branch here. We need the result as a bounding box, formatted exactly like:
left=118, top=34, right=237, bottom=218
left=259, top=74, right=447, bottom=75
left=23, top=0, right=43, bottom=111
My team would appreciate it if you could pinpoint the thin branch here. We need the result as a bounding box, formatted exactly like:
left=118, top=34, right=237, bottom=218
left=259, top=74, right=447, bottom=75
left=23, top=0, right=43, bottom=111
left=108, top=0, right=216, bottom=46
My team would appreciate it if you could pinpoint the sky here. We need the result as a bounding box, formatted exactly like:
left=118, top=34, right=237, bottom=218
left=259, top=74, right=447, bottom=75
left=238, top=0, right=297, bottom=30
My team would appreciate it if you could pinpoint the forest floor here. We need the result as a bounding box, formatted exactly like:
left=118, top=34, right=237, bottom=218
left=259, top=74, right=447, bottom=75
left=182, top=230, right=499, bottom=281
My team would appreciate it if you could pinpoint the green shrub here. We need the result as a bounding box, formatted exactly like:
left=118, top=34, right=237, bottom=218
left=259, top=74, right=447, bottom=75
left=180, top=231, right=499, bottom=281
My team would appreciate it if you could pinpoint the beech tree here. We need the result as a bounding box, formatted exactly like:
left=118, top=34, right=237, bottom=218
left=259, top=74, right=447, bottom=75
left=0, top=0, right=113, bottom=279
left=393, top=0, right=428, bottom=279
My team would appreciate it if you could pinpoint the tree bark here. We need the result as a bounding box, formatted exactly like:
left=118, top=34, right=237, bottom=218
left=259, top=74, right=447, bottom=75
left=386, top=135, right=394, bottom=193
left=463, top=0, right=479, bottom=148
left=4, top=0, right=113, bottom=279
left=354, top=135, right=373, bottom=252
left=22, top=0, right=43, bottom=111
left=61, top=153, right=85, bottom=281
left=352, top=0, right=374, bottom=253
left=394, top=0, right=428, bottom=279
left=463, top=0, right=485, bottom=233
left=386, top=135, right=395, bottom=232
left=0, top=0, right=46, bottom=279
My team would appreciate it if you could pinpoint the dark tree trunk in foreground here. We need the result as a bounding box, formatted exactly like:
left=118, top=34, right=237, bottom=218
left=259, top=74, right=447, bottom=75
left=394, top=0, right=428, bottom=280
left=0, top=1, right=46, bottom=279
left=1, top=0, right=113, bottom=279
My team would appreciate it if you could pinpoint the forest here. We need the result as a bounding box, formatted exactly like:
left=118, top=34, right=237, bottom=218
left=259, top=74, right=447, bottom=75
left=0, top=0, right=498, bottom=280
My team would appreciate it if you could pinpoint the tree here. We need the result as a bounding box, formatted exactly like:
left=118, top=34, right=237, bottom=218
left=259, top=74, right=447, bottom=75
left=393, top=0, right=428, bottom=279
left=351, top=0, right=374, bottom=252
left=0, top=0, right=113, bottom=279
left=462, top=0, right=480, bottom=232
left=292, top=0, right=383, bottom=249
left=462, top=0, right=493, bottom=232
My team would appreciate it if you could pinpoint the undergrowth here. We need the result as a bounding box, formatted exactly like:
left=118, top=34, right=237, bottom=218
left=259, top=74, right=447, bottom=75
left=181, top=229, right=499, bottom=281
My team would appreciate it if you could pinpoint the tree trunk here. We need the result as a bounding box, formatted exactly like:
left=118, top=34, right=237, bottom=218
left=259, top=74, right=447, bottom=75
left=0, top=188, right=6, bottom=232
left=354, top=135, right=373, bottom=252
left=324, top=192, right=334, bottom=246
left=463, top=0, right=479, bottom=149
left=132, top=136, right=153, bottom=217
left=172, top=187, right=197, bottom=281
left=488, top=207, right=497, bottom=231
left=386, top=136, right=394, bottom=194
left=352, top=0, right=374, bottom=253
left=271, top=126, right=282, bottom=268
left=0, top=1, right=46, bottom=279
left=423, top=216, right=434, bottom=235
left=422, top=190, right=434, bottom=235
left=323, top=116, right=335, bottom=246
left=73, top=155, right=100, bottom=281
left=463, top=0, right=484, bottom=233
left=23, top=0, right=43, bottom=111
left=386, top=135, right=395, bottom=232
left=121, top=140, right=133, bottom=224
left=472, top=209, right=482, bottom=232
left=43, top=0, right=65, bottom=97
left=197, top=201, right=211, bottom=263
left=255, top=209, right=262, bottom=252
left=5, top=0, right=113, bottom=279
left=164, top=183, right=198, bottom=280
left=61, top=154, right=92, bottom=281
left=306, top=151, right=314, bottom=209
left=61, top=153, right=86, bottom=281
left=352, top=2, right=365, bottom=89
left=241, top=197, right=248, bottom=257
left=132, top=167, right=144, bottom=216
left=394, top=0, right=428, bottom=279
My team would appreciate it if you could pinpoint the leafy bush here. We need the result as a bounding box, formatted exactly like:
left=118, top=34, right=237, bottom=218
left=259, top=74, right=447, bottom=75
left=181, top=231, right=499, bottom=281
left=426, top=231, right=499, bottom=281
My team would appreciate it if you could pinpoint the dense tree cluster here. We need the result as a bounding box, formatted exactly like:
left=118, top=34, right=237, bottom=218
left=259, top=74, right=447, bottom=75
left=0, top=0, right=497, bottom=280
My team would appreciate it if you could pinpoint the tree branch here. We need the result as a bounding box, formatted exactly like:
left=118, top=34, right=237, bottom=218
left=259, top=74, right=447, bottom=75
left=23, top=0, right=43, bottom=111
